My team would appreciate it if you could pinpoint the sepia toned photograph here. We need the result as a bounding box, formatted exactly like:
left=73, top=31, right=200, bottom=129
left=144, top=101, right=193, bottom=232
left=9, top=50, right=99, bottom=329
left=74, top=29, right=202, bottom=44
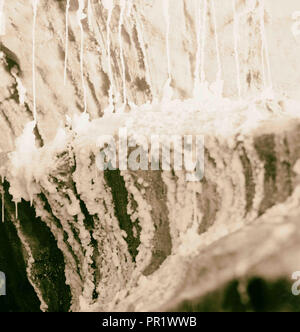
left=1, top=0, right=300, bottom=315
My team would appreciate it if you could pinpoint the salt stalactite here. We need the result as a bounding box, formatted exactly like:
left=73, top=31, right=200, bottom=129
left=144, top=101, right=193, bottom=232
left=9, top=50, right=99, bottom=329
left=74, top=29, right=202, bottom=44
left=0, top=0, right=5, bottom=36
left=102, top=0, right=115, bottom=113
left=118, top=0, right=127, bottom=110
left=193, top=0, right=202, bottom=96
left=126, top=0, right=133, bottom=17
left=200, top=0, right=207, bottom=84
left=77, top=0, right=87, bottom=113
left=133, top=5, right=153, bottom=99
left=259, top=0, right=266, bottom=89
left=232, top=0, right=241, bottom=98
left=259, top=0, right=272, bottom=91
left=162, top=0, right=173, bottom=100
left=15, top=201, right=18, bottom=220
left=87, top=0, right=93, bottom=31
left=32, top=0, right=39, bottom=123
left=64, top=0, right=70, bottom=86
left=163, top=0, right=171, bottom=81
left=211, top=0, right=222, bottom=84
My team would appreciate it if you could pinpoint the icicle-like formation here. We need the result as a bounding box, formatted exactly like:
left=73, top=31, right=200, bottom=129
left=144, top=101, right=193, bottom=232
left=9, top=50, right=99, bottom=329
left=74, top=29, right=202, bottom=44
left=127, top=0, right=133, bottom=17
left=0, top=0, right=5, bottom=36
left=200, top=0, right=207, bottom=84
left=87, top=0, right=93, bottom=31
left=77, top=0, right=87, bottom=113
left=118, top=0, right=127, bottom=109
left=102, top=0, right=115, bottom=113
left=163, top=0, right=171, bottom=81
left=193, top=0, right=202, bottom=95
left=259, top=0, right=272, bottom=90
left=32, top=0, right=39, bottom=123
left=211, top=0, right=222, bottom=82
left=64, top=0, right=70, bottom=86
left=15, top=201, right=18, bottom=220
left=232, top=0, right=241, bottom=98
left=133, top=6, right=153, bottom=99
left=259, top=0, right=266, bottom=89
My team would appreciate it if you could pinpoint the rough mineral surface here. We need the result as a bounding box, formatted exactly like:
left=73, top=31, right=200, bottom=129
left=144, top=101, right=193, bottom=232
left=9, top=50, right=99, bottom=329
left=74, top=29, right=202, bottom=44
left=1, top=0, right=300, bottom=312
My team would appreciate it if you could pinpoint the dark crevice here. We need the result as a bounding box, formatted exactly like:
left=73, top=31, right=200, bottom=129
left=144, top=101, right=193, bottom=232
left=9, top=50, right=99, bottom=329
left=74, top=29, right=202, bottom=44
left=0, top=110, right=16, bottom=136
left=0, top=185, right=41, bottom=312
left=239, top=145, right=255, bottom=214
left=254, top=134, right=277, bottom=215
left=172, top=277, right=300, bottom=312
left=139, top=171, right=172, bottom=276
left=73, top=191, right=99, bottom=299
left=198, top=178, right=219, bottom=234
left=86, top=75, right=102, bottom=115
left=104, top=170, right=140, bottom=262
left=33, top=125, right=44, bottom=148
left=38, top=192, right=82, bottom=280
left=71, top=157, right=99, bottom=299
left=0, top=43, right=21, bottom=73
left=0, top=181, right=71, bottom=312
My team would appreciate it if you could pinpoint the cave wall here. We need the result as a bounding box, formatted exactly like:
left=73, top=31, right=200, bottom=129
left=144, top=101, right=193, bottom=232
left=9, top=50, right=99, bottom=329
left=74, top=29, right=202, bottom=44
left=0, top=0, right=300, bottom=149
left=1, top=0, right=300, bottom=312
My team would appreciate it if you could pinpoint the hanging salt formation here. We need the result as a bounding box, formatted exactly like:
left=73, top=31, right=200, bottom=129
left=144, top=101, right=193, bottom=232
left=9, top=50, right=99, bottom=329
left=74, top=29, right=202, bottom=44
left=211, top=0, right=221, bottom=81
left=211, top=0, right=223, bottom=95
left=64, top=0, right=70, bottom=86
left=163, top=0, right=171, bottom=81
left=77, top=0, right=87, bottom=113
left=102, top=0, right=115, bottom=114
left=15, top=202, right=18, bottom=220
left=32, top=0, right=39, bottom=123
left=200, top=0, right=207, bottom=85
left=0, top=0, right=5, bottom=36
left=232, top=0, right=241, bottom=98
left=118, top=0, right=127, bottom=110
left=193, top=0, right=201, bottom=97
left=259, top=0, right=273, bottom=95
left=126, top=0, right=133, bottom=16
left=193, top=0, right=208, bottom=97
left=133, top=6, right=153, bottom=101
left=87, top=0, right=93, bottom=32
left=163, top=0, right=173, bottom=100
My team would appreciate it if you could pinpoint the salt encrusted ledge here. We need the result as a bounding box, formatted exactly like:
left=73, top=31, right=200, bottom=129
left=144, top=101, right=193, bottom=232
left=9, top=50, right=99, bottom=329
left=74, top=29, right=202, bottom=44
left=1, top=95, right=300, bottom=311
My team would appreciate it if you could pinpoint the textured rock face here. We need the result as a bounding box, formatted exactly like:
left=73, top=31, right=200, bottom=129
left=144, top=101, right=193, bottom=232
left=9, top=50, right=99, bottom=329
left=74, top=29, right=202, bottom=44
left=0, top=0, right=300, bottom=147
left=1, top=0, right=300, bottom=312
left=3, top=113, right=300, bottom=312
